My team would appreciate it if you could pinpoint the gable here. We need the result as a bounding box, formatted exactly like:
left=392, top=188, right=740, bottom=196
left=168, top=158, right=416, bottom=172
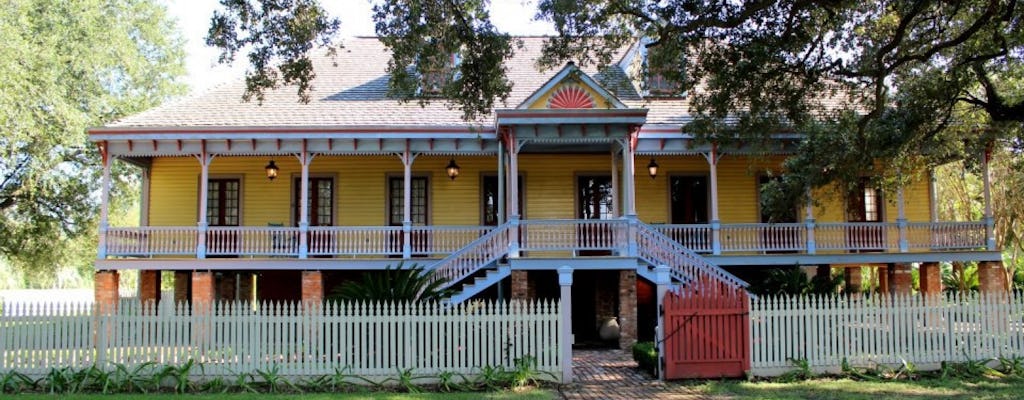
left=518, top=63, right=628, bottom=110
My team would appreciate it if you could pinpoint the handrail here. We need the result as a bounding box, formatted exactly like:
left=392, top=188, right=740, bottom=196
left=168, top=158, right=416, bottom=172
left=635, top=222, right=748, bottom=291
left=429, top=222, right=511, bottom=290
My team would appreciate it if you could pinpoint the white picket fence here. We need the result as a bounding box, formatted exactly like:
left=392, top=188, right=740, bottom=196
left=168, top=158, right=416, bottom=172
left=750, top=293, right=1024, bottom=376
left=0, top=299, right=562, bottom=381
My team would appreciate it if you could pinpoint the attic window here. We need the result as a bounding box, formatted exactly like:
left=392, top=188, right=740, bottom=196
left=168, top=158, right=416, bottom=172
left=644, top=46, right=683, bottom=97
left=419, top=52, right=460, bottom=96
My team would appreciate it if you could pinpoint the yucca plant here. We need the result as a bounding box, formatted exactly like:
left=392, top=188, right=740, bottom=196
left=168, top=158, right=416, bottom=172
left=327, top=262, right=454, bottom=302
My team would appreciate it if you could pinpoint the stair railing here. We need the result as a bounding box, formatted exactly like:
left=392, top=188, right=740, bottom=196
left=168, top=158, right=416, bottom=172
left=429, top=223, right=511, bottom=290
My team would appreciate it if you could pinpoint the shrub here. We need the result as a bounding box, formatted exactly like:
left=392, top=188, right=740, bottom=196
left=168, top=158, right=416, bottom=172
left=632, top=341, right=658, bottom=376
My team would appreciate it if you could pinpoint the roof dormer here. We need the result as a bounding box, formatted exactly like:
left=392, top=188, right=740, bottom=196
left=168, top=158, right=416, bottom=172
left=517, top=62, right=628, bottom=110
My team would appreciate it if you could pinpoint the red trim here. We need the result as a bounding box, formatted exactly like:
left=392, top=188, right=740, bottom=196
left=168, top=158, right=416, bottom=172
left=127, top=140, right=133, bottom=152
left=89, top=126, right=495, bottom=135
left=496, top=110, right=647, bottom=119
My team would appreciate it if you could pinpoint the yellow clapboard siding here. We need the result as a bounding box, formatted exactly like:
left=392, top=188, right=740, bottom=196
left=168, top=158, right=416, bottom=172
left=146, top=154, right=935, bottom=227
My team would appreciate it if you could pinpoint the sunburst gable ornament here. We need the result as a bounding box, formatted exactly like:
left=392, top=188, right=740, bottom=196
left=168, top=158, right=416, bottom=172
left=547, top=85, right=595, bottom=109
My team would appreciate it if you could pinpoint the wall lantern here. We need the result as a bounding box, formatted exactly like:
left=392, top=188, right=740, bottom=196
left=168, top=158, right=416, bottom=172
left=265, top=160, right=279, bottom=181
left=647, top=158, right=659, bottom=179
left=445, top=159, right=461, bottom=180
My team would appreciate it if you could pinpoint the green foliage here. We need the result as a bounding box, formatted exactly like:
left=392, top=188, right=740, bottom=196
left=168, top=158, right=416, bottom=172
left=0, top=0, right=185, bottom=283
left=0, top=369, right=34, bottom=393
left=155, top=359, right=196, bottom=394
left=109, top=362, right=154, bottom=393
left=255, top=364, right=298, bottom=393
left=327, top=262, right=455, bottom=302
left=778, top=358, right=813, bottom=383
left=631, top=341, right=658, bottom=376
left=942, top=262, right=980, bottom=294
left=750, top=267, right=841, bottom=296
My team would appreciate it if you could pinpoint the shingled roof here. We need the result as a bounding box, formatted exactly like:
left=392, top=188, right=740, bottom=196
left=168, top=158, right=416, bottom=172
left=106, top=37, right=695, bottom=130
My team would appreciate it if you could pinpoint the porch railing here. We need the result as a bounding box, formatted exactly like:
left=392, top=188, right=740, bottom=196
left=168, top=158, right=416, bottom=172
left=519, top=219, right=628, bottom=254
left=101, top=221, right=988, bottom=258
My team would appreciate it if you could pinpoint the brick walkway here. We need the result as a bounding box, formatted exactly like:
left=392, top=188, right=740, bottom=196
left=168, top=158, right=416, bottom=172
left=558, top=349, right=716, bottom=399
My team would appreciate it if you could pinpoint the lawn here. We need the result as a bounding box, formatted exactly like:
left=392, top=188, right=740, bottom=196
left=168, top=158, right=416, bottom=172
left=698, top=377, right=1024, bottom=399
left=5, top=390, right=554, bottom=400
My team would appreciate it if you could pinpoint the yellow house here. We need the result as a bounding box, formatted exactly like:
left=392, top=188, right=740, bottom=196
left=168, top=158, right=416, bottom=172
left=89, top=37, right=1002, bottom=348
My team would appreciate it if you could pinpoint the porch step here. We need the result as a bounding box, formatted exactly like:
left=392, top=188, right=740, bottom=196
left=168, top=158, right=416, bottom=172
left=443, top=264, right=511, bottom=306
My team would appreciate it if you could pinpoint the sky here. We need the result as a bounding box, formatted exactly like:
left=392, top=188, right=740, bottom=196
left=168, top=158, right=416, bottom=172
left=165, top=0, right=554, bottom=94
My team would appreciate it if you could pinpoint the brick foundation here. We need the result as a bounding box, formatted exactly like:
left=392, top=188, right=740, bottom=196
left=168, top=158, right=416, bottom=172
left=301, top=271, right=324, bottom=308
left=919, top=262, right=942, bottom=296
left=191, top=271, right=215, bottom=311
left=139, top=270, right=161, bottom=308
left=174, top=271, right=190, bottom=305
left=511, top=270, right=529, bottom=301
left=979, top=261, right=1008, bottom=294
left=618, top=270, right=637, bottom=349
left=890, top=263, right=912, bottom=296
left=94, top=270, right=120, bottom=314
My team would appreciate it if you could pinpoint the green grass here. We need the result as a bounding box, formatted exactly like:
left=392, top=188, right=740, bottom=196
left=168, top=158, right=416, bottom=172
left=5, top=390, right=554, bottom=400
left=698, top=377, right=1024, bottom=399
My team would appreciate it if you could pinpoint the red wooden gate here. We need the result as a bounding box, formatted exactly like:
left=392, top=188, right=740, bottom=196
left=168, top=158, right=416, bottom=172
left=662, top=279, right=750, bottom=379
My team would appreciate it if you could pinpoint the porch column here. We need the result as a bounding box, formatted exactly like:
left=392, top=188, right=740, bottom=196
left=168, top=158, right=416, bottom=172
left=919, top=262, right=942, bottom=297
left=610, top=151, right=620, bottom=218
left=618, top=270, right=637, bottom=349
left=506, top=129, right=521, bottom=257
left=557, top=266, right=573, bottom=384
left=704, top=145, right=722, bottom=255
left=928, top=169, right=939, bottom=223
left=896, top=173, right=908, bottom=252
left=510, top=270, right=529, bottom=301
left=979, top=261, right=1008, bottom=294
left=844, top=266, right=862, bottom=297
left=94, top=270, right=119, bottom=314
left=196, top=143, right=213, bottom=259
left=805, top=187, right=816, bottom=254
left=982, top=148, right=996, bottom=250
left=97, top=143, right=112, bottom=259
left=653, top=265, right=671, bottom=380
left=301, top=271, right=323, bottom=308
left=497, top=138, right=506, bottom=224
left=297, top=142, right=313, bottom=258
left=622, top=128, right=638, bottom=217
left=890, top=263, right=912, bottom=296
left=400, top=149, right=417, bottom=258
left=139, top=270, right=161, bottom=308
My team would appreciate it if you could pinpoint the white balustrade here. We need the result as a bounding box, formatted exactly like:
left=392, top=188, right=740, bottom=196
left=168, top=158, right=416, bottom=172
left=815, top=222, right=897, bottom=251
left=105, top=227, right=197, bottom=256
left=907, top=221, right=987, bottom=250
left=519, top=219, right=627, bottom=252
left=102, top=220, right=992, bottom=258
left=308, top=226, right=403, bottom=256
left=431, top=224, right=510, bottom=286
left=720, top=223, right=806, bottom=252
left=650, top=224, right=712, bottom=253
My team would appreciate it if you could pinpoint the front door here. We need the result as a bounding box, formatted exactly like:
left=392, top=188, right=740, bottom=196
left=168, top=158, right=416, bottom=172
left=388, top=176, right=429, bottom=256
left=206, top=178, right=240, bottom=255
left=669, top=175, right=709, bottom=249
left=846, top=179, right=885, bottom=251
left=577, top=175, right=613, bottom=255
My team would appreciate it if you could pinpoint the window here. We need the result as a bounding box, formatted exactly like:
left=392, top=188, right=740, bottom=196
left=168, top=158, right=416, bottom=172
left=578, top=175, right=614, bottom=220
left=643, top=45, right=683, bottom=97
left=670, top=175, right=709, bottom=224
left=419, top=52, right=460, bottom=96
left=207, top=179, right=240, bottom=226
left=293, top=177, right=334, bottom=226
left=389, top=176, right=428, bottom=225
left=847, top=179, right=882, bottom=222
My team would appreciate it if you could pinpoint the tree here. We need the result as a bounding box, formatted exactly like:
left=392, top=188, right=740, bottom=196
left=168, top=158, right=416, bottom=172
left=209, top=0, right=1022, bottom=211
left=0, top=0, right=186, bottom=286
